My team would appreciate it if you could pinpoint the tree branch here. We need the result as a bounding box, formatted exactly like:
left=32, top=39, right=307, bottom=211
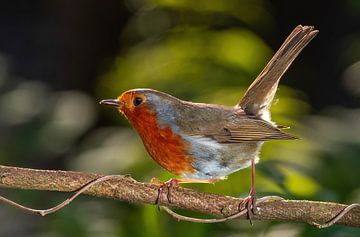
left=0, top=165, right=359, bottom=228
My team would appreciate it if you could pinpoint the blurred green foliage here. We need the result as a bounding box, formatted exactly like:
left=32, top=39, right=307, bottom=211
left=1, top=0, right=360, bottom=237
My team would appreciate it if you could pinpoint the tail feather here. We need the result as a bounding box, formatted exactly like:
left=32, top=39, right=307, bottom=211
left=238, top=25, right=318, bottom=118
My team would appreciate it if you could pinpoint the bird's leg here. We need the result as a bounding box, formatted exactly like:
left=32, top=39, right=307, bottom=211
left=151, top=178, right=219, bottom=206
left=151, top=178, right=179, bottom=205
left=239, top=159, right=257, bottom=223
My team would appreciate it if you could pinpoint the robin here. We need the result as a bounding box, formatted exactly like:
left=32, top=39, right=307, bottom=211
left=100, top=25, right=318, bottom=215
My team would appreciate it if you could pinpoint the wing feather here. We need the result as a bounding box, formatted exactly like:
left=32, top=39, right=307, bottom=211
left=210, top=118, right=297, bottom=143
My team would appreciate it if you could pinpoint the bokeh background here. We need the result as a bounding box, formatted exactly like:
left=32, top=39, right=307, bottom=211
left=1, top=0, right=360, bottom=236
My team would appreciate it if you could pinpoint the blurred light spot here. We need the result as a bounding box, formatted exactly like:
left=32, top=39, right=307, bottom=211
left=264, top=223, right=300, bottom=237
left=142, top=205, right=161, bottom=237
left=202, top=87, right=246, bottom=105
left=305, top=108, right=360, bottom=148
left=283, top=168, right=320, bottom=197
left=77, top=201, right=119, bottom=237
left=0, top=81, right=47, bottom=125
left=52, top=91, right=96, bottom=133
left=342, top=60, right=360, bottom=97
left=210, top=29, right=271, bottom=73
left=40, top=91, right=96, bottom=153
left=71, top=128, right=142, bottom=173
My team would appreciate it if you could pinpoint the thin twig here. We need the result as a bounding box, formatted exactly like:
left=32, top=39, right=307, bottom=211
left=161, top=196, right=284, bottom=223
left=310, top=204, right=360, bottom=228
left=1, top=175, right=122, bottom=216
left=161, top=206, right=249, bottom=223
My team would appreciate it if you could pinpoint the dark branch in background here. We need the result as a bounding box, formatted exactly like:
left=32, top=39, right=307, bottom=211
left=0, top=165, right=359, bottom=228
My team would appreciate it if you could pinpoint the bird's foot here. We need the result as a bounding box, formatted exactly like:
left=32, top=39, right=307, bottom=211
left=151, top=177, right=220, bottom=206
left=238, top=187, right=257, bottom=225
left=151, top=178, right=179, bottom=206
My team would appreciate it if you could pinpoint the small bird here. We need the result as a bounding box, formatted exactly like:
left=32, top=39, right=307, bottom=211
left=100, top=25, right=318, bottom=213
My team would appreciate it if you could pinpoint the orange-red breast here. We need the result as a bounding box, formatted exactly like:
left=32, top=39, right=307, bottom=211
left=100, top=25, right=318, bottom=209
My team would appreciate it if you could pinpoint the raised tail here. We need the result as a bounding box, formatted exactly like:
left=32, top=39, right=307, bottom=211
left=238, top=25, right=318, bottom=118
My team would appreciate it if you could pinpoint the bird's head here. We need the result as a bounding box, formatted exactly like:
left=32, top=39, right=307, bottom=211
left=100, top=88, right=180, bottom=129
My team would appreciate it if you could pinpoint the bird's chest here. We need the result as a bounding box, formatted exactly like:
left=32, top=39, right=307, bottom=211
left=128, top=109, right=195, bottom=175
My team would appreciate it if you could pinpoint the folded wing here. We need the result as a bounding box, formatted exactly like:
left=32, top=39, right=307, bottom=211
left=207, top=118, right=297, bottom=143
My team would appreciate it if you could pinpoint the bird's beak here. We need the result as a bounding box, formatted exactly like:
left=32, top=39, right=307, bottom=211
left=99, top=99, right=123, bottom=109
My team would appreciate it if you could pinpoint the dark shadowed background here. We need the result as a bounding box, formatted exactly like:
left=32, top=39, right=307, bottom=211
left=0, top=0, right=359, bottom=236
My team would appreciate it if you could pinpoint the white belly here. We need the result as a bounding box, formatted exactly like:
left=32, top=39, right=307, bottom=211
left=180, top=135, right=262, bottom=180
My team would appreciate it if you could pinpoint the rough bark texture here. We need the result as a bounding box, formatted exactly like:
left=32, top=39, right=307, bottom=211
left=0, top=165, right=359, bottom=227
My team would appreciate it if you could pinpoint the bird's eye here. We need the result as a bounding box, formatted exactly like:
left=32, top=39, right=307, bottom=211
left=133, top=97, right=143, bottom=107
